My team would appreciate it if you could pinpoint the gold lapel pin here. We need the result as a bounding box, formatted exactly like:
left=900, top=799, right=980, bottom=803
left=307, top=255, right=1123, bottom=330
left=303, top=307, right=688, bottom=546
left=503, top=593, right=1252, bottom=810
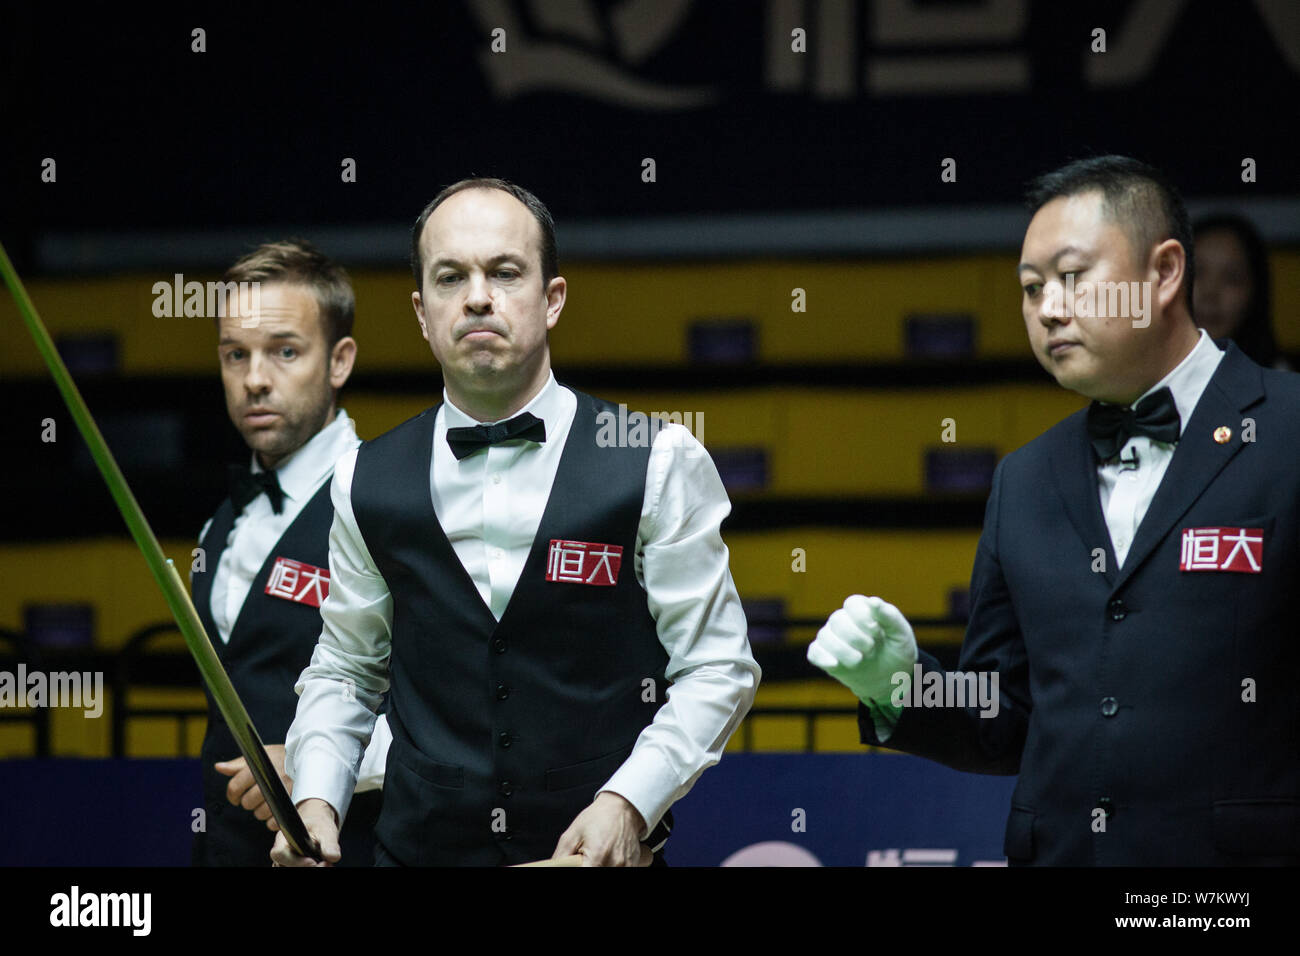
left=1213, top=426, right=1232, bottom=444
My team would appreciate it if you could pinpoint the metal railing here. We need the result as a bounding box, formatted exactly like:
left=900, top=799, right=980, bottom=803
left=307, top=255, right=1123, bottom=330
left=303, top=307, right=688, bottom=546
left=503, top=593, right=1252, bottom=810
left=0, top=628, right=52, bottom=756
left=111, top=622, right=204, bottom=758
left=9, top=613, right=968, bottom=758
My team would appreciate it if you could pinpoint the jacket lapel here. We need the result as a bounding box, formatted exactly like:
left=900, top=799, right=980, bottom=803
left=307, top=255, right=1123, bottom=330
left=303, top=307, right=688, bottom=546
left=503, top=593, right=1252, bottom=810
left=1112, top=343, right=1264, bottom=591
left=1049, top=410, right=1116, bottom=586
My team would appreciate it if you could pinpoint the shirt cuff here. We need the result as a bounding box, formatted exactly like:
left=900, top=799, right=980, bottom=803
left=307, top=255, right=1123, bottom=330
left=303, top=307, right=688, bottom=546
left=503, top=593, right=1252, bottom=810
left=597, top=747, right=682, bottom=841
left=289, top=743, right=358, bottom=825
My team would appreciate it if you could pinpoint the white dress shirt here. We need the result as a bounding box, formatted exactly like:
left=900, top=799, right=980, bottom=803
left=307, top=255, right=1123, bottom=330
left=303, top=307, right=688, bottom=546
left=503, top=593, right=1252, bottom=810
left=1097, top=329, right=1224, bottom=567
left=286, top=372, right=760, bottom=832
left=198, top=409, right=389, bottom=791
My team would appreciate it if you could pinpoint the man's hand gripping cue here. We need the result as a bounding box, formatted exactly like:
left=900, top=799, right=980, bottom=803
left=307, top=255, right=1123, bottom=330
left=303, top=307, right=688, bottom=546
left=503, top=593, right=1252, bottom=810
left=270, top=798, right=341, bottom=867
left=553, top=791, right=654, bottom=867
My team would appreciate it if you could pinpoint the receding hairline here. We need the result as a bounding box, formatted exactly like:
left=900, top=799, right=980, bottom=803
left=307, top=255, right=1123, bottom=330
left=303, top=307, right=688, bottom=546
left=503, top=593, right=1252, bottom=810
left=417, top=186, right=544, bottom=242
left=414, top=187, right=548, bottom=276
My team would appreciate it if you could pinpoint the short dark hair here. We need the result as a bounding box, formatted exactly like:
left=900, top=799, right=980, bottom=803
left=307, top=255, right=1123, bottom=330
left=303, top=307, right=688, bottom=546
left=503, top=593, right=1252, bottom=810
left=1025, top=155, right=1194, bottom=310
left=410, top=177, right=558, bottom=294
left=1193, top=212, right=1278, bottom=366
left=222, top=238, right=355, bottom=346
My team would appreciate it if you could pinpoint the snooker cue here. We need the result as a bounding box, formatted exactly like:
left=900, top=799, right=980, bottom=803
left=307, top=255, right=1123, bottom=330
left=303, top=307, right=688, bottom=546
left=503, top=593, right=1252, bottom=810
left=0, top=241, right=322, bottom=862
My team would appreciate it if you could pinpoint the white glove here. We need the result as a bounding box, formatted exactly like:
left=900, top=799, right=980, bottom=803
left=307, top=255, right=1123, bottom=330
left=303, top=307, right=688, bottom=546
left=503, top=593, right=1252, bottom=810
left=808, top=595, right=918, bottom=712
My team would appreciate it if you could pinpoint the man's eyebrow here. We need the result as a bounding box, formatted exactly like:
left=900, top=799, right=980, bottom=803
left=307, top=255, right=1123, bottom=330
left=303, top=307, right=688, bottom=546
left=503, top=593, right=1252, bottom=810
left=218, top=330, right=306, bottom=346
left=1017, top=245, right=1087, bottom=275
left=431, top=253, right=529, bottom=270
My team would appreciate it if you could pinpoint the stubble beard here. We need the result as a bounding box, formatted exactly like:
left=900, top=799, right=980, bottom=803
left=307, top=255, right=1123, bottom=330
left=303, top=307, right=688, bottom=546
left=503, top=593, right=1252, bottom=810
left=247, top=384, right=334, bottom=469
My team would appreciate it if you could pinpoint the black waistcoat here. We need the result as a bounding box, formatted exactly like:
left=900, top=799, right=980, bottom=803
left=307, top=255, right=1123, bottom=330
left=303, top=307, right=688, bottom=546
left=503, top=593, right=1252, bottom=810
left=351, top=389, right=669, bottom=865
left=190, top=480, right=381, bottom=866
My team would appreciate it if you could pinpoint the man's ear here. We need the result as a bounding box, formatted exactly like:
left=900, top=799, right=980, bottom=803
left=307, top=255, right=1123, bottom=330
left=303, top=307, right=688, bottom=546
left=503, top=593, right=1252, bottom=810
left=412, top=290, right=431, bottom=342
left=329, top=336, right=357, bottom=389
left=1151, top=238, right=1187, bottom=316
left=545, top=276, right=566, bottom=331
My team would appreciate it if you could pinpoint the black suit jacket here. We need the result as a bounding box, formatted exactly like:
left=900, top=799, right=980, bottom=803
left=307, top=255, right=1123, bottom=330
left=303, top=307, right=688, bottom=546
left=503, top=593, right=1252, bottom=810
left=861, top=342, right=1300, bottom=865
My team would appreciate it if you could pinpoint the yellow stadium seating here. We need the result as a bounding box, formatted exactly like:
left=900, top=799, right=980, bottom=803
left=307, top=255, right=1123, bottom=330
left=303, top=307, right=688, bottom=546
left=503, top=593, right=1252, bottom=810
left=345, top=385, right=1087, bottom=495
left=3, top=253, right=1296, bottom=374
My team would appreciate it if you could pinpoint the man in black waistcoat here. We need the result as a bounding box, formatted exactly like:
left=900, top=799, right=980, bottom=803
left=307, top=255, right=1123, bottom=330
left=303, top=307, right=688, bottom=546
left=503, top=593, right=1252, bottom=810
left=274, top=179, right=759, bottom=866
left=191, top=239, right=387, bottom=866
left=810, top=156, right=1300, bottom=865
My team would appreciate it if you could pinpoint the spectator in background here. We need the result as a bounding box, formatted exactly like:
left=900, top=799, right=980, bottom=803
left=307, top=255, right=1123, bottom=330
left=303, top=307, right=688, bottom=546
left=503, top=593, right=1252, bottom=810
left=1193, top=213, right=1289, bottom=370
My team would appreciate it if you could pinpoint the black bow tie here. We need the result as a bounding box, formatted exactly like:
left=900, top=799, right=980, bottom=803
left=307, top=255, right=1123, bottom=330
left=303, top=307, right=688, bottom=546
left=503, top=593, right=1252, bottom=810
left=445, top=412, right=546, bottom=461
left=228, top=463, right=285, bottom=515
left=1086, top=386, right=1181, bottom=461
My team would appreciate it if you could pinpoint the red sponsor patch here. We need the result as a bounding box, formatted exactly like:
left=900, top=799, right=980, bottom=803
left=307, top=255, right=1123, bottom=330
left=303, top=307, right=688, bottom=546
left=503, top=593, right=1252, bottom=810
left=1179, top=527, right=1264, bottom=573
left=264, top=556, right=331, bottom=606
left=545, top=539, right=623, bottom=586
